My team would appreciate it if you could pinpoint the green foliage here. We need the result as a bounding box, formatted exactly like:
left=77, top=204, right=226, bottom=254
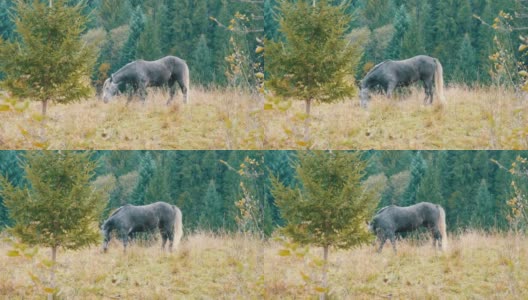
left=0, top=151, right=106, bottom=250
left=0, top=0, right=15, bottom=40
left=385, top=5, right=409, bottom=59
left=120, top=5, right=145, bottom=66
left=191, top=34, right=214, bottom=86
left=266, top=0, right=363, bottom=103
left=271, top=151, right=378, bottom=249
left=453, top=34, right=478, bottom=86
left=0, top=0, right=97, bottom=114
left=97, top=0, right=131, bottom=31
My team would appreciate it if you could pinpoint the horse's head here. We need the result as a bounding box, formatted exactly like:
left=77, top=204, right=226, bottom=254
left=102, top=77, right=119, bottom=103
left=101, top=222, right=112, bottom=253
left=359, top=86, right=370, bottom=108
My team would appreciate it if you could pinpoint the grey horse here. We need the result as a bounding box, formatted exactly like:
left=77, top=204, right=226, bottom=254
left=101, top=202, right=183, bottom=253
left=102, top=56, right=190, bottom=105
left=368, top=202, right=447, bottom=253
left=359, top=55, right=445, bottom=107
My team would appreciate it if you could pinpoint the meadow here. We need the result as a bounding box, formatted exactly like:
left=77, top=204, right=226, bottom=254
left=1, top=231, right=527, bottom=299
left=1, top=86, right=527, bottom=149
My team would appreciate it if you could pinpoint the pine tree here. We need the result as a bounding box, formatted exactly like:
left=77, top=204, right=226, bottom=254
left=271, top=151, right=378, bottom=297
left=264, top=0, right=279, bottom=40
left=453, top=36, right=477, bottom=86
left=130, top=152, right=156, bottom=205
left=0, top=150, right=23, bottom=228
left=0, top=0, right=97, bottom=115
left=136, top=12, right=162, bottom=60
left=401, top=152, right=427, bottom=206
left=0, top=0, right=15, bottom=40
left=97, top=0, right=131, bottom=31
left=385, top=5, right=410, bottom=59
left=120, top=5, right=145, bottom=66
left=199, top=180, right=223, bottom=231
left=474, top=179, right=493, bottom=229
left=0, top=151, right=106, bottom=293
left=267, top=0, right=364, bottom=142
left=191, top=34, right=214, bottom=86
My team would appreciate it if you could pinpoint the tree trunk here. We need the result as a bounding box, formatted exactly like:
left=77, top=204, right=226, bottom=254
left=304, top=98, right=311, bottom=144
left=41, top=99, right=48, bottom=116
left=48, top=246, right=57, bottom=300
left=319, top=245, right=329, bottom=300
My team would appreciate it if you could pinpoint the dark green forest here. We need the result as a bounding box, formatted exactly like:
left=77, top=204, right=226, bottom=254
left=0, top=0, right=263, bottom=89
left=1, top=151, right=527, bottom=234
left=265, top=0, right=526, bottom=86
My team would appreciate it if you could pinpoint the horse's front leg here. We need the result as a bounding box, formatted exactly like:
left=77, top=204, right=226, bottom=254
left=139, top=82, right=147, bottom=104
left=166, top=82, right=176, bottom=105
left=176, top=78, right=188, bottom=104
left=423, top=80, right=433, bottom=105
left=389, top=235, right=397, bottom=253
left=377, top=235, right=387, bottom=253
left=386, top=82, right=397, bottom=99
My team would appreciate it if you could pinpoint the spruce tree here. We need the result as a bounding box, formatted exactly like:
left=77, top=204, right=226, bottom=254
left=0, top=151, right=106, bottom=294
left=271, top=151, right=378, bottom=298
left=191, top=34, right=214, bottom=86
left=0, top=0, right=97, bottom=115
left=0, top=0, right=15, bottom=40
left=266, top=0, right=363, bottom=143
left=453, top=34, right=478, bottom=86
left=401, top=152, right=427, bottom=206
left=120, top=5, right=145, bottom=66
left=385, top=5, right=410, bottom=59
left=130, top=152, right=156, bottom=205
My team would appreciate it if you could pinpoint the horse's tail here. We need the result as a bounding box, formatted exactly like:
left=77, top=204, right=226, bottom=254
left=173, top=205, right=183, bottom=248
left=434, top=58, right=446, bottom=104
left=437, top=205, right=448, bottom=251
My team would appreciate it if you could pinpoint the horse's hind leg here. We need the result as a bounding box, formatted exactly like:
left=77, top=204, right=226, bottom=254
left=377, top=235, right=387, bottom=253
left=166, top=80, right=176, bottom=105
left=432, top=228, right=442, bottom=250
left=389, top=235, right=397, bottom=253
left=423, top=79, right=433, bottom=105
left=176, top=78, right=188, bottom=104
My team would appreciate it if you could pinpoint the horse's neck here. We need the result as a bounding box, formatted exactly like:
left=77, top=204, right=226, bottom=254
left=113, top=63, right=137, bottom=83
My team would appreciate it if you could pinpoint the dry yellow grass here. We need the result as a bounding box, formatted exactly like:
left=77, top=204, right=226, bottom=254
left=0, top=232, right=264, bottom=299
left=265, top=231, right=528, bottom=299
left=1, top=231, right=527, bottom=299
left=1, top=86, right=527, bottom=149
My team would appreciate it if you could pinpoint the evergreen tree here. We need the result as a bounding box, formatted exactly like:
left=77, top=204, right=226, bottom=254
left=385, top=5, right=410, bottom=59
left=453, top=34, right=477, bottom=85
left=0, top=0, right=15, bottom=40
left=0, top=0, right=97, bottom=115
left=136, top=12, right=162, bottom=60
left=264, top=0, right=279, bottom=40
left=474, top=179, right=493, bottom=229
left=97, top=0, right=131, bottom=31
left=120, top=5, right=145, bottom=66
left=267, top=0, right=364, bottom=142
left=401, top=152, right=427, bottom=206
left=0, top=151, right=106, bottom=292
left=199, top=180, right=223, bottom=231
left=131, top=152, right=156, bottom=205
left=191, top=34, right=214, bottom=86
left=271, top=151, right=378, bottom=297
left=0, top=150, right=23, bottom=228
left=360, top=0, right=393, bottom=30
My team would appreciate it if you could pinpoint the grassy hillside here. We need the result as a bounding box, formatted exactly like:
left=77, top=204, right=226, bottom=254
left=1, top=86, right=527, bottom=149
left=1, top=232, right=527, bottom=298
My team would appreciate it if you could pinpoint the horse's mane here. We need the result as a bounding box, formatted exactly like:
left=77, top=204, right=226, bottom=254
left=108, top=204, right=131, bottom=218
left=374, top=204, right=395, bottom=215
left=365, top=60, right=391, bottom=77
